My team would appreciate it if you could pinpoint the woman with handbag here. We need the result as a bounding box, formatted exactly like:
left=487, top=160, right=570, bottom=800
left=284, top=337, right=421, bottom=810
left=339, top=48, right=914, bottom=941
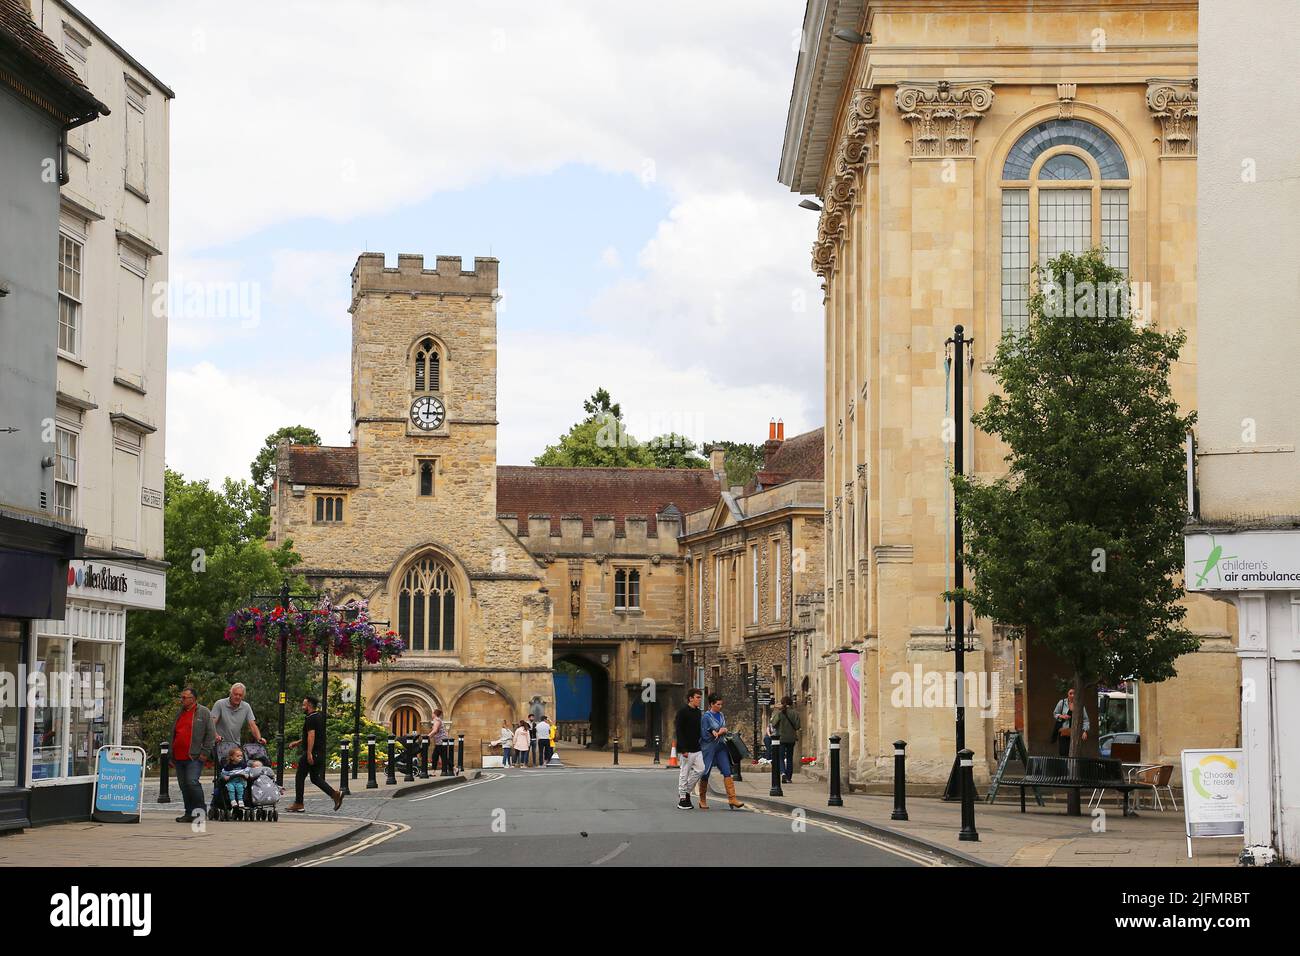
left=1052, top=688, right=1090, bottom=756
left=699, top=693, right=744, bottom=810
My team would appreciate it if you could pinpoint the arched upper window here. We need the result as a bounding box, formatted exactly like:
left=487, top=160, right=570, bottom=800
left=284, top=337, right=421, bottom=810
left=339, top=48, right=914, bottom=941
left=413, top=337, right=441, bottom=392
left=398, top=555, right=456, bottom=652
left=1000, top=119, right=1131, bottom=335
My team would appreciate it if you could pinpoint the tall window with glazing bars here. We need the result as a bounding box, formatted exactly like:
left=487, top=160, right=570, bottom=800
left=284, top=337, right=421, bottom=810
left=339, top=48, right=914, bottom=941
left=1001, top=119, right=1130, bottom=335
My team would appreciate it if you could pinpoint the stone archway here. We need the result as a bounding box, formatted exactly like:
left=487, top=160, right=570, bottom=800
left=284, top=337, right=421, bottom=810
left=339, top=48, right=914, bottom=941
left=555, top=652, right=611, bottom=748
left=449, top=683, right=514, bottom=769
left=371, top=682, right=441, bottom=735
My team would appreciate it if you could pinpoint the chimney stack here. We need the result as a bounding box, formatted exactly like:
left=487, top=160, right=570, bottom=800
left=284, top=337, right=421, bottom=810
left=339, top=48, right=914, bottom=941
left=709, top=445, right=726, bottom=479
left=763, top=417, right=785, bottom=466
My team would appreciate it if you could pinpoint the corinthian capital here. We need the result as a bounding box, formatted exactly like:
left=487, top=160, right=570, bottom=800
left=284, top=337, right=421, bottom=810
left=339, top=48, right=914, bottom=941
left=811, top=89, right=879, bottom=281
left=1147, top=78, right=1198, bottom=157
left=895, top=81, right=994, bottom=158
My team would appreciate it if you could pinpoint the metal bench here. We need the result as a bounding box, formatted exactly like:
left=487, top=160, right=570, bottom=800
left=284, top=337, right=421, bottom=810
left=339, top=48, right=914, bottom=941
left=1006, top=755, right=1143, bottom=816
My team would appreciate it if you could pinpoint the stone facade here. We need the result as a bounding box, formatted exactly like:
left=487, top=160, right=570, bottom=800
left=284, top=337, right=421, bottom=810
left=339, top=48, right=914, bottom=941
left=273, top=254, right=555, bottom=766
left=780, top=0, right=1237, bottom=784
left=679, top=427, right=825, bottom=759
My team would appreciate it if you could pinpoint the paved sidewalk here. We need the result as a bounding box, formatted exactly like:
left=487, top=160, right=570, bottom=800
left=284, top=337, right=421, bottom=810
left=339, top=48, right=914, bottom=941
left=0, top=771, right=467, bottom=867
left=723, top=772, right=1239, bottom=867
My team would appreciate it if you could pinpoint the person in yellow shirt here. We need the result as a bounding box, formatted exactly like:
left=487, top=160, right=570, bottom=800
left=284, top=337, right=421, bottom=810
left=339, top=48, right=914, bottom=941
left=549, top=719, right=558, bottom=763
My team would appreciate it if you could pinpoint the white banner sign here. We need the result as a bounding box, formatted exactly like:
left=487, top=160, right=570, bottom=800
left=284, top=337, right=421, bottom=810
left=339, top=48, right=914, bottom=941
left=1185, top=531, right=1300, bottom=591
left=1180, top=748, right=1245, bottom=858
left=67, top=560, right=166, bottom=610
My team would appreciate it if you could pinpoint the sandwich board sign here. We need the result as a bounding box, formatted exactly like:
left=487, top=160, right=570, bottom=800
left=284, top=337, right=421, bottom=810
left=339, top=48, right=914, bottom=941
left=92, top=746, right=146, bottom=823
left=1180, top=748, right=1245, bottom=858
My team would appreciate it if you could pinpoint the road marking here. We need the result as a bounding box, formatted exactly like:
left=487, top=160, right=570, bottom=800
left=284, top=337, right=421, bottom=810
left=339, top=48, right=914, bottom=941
left=746, top=806, right=945, bottom=867
left=409, top=773, right=502, bottom=800
left=590, top=841, right=631, bottom=865
left=294, top=819, right=410, bottom=867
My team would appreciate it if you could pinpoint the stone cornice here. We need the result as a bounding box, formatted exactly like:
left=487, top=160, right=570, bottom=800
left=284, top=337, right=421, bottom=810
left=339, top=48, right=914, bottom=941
left=895, top=80, right=994, bottom=159
left=812, top=88, right=879, bottom=282
left=1146, top=78, right=1198, bottom=157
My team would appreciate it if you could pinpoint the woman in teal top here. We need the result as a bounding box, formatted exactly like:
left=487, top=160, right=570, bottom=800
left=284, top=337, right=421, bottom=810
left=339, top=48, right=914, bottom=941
left=699, top=693, right=744, bottom=810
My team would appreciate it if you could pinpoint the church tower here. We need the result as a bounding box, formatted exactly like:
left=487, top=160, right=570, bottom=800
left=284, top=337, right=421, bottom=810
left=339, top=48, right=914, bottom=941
left=275, top=252, right=553, bottom=753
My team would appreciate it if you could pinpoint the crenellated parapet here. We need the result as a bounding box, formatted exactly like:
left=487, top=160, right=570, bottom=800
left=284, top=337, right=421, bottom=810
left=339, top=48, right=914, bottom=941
left=501, top=511, right=684, bottom=559
left=350, top=252, right=500, bottom=308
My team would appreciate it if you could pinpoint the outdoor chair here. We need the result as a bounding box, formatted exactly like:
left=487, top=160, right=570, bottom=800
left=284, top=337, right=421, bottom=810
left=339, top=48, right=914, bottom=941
left=1131, top=764, right=1178, bottom=811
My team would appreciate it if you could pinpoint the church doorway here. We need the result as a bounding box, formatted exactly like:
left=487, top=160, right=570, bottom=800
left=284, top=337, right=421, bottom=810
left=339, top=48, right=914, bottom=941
left=554, top=653, right=610, bottom=748
left=391, top=706, right=421, bottom=738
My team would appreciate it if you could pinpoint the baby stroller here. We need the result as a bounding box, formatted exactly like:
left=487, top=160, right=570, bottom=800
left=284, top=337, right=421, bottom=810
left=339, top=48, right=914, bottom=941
left=209, top=740, right=282, bottom=822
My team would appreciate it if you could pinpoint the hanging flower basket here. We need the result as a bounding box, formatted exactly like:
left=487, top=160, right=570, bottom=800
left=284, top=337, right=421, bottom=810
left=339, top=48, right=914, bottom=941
left=223, top=598, right=404, bottom=664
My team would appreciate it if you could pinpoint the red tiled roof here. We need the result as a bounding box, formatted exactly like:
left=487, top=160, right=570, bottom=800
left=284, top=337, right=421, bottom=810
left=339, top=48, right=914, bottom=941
left=753, top=426, right=824, bottom=489
left=496, top=466, right=721, bottom=535
left=281, top=445, right=359, bottom=487
left=0, top=0, right=105, bottom=121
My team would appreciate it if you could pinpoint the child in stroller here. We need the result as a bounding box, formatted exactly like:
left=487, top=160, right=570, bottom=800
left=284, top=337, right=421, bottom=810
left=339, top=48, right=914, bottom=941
left=210, top=740, right=281, bottom=821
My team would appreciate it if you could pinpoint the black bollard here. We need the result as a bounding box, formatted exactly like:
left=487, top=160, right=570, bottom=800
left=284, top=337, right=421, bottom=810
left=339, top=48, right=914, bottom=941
left=366, top=735, right=378, bottom=789
left=770, top=738, right=784, bottom=797
left=157, top=741, right=172, bottom=803
left=456, top=733, right=465, bottom=773
left=613, top=736, right=619, bottom=765
left=339, top=739, right=351, bottom=796
left=418, top=735, right=430, bottom=778
left=653, top=735, right=661, bottom=765
left=441, top=740, right=455, bottom=777
left=403, top=735, right=415, bottom=782
left=385, top=736, right=397, bottom=786
left=959, top=748, right=979, bottom=842
left=828, top=735, right=844, bottom=807
left=891, top=740, right=909, bottom=821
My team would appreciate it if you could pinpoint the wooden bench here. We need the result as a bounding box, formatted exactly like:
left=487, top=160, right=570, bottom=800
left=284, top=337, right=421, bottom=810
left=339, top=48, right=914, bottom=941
left=1005, top=756, right=1143, bottom=816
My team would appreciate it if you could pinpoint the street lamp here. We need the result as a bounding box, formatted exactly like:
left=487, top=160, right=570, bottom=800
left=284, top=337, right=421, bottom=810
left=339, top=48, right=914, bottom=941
left=798, top=199, right=823, bottom=212
left=833, top=28, right=871, bottom=44
left=249, top=580, right=319, bottom=787
left=351, top=616, right=389, bottom=781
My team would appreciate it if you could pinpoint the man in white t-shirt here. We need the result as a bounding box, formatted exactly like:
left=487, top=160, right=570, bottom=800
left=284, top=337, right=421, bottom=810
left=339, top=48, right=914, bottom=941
left=534, top=716, right=552, bottom=766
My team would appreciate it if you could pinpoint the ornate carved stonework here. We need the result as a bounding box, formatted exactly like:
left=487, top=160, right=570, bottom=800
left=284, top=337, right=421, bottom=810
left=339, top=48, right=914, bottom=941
left=1056, top=83, right=1077, bottom=120
left=812, top=89, right=879, bottom=281
left=1147, top=79, right=1198, bottom=156
left=895, top=81, right=994, bottom=158
left=856, top=463, right=867, bottom=481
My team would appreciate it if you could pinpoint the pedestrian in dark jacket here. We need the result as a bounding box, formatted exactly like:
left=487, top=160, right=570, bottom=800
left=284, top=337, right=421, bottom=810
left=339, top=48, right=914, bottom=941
left=673, top=689, right=705, bottom=810
left=771, top=696, right=801, bottom=783
left=171, top=686, right=215, bottom=823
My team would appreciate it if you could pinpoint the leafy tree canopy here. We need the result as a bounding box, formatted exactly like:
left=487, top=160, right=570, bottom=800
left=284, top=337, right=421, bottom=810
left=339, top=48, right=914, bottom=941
left=251, top=425, right=320, bottom=515
left=953, top=249, right=1198, bottom=723
left=533, top=389, right=706, bottom=468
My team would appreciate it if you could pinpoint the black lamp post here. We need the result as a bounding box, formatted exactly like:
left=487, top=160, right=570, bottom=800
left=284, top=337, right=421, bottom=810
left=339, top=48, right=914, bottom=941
left=249, top=581, right=319, bottom=787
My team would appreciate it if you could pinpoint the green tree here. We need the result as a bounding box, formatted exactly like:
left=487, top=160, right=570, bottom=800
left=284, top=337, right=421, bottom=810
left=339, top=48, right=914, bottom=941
left=124, top=467, right=303, bottom=717
left=533, top=388, right=658, bottom=467
left=644, top=433, right=708, bottom=469
left=952, top=249, right=1198, bottom=814
left=250, top=425, right=320, bottom=515
left=706, top=440, right=765, bottom=488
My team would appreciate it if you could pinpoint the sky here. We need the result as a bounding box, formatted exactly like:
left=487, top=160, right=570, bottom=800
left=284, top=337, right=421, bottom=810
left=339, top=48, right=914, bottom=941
left=76, top=0, right=824, bottom=484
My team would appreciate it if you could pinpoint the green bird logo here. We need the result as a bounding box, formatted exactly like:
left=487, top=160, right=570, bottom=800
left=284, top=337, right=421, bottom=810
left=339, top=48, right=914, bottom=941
left=1193, top=535, right=1237, bottom=588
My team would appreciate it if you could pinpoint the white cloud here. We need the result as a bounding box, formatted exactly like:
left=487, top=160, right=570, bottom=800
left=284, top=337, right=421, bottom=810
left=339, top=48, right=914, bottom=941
left=497, top=330, right=816, bottom=466
left=76, top=1, right=803, bottom=254
left=599, top=246, right=621, bottom=270
left=167, top=361, right=350, bottom=485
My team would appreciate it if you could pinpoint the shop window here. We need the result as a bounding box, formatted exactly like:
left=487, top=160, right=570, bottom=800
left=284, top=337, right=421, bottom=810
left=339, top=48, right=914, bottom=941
left=0, top=622, right=22, bottom=788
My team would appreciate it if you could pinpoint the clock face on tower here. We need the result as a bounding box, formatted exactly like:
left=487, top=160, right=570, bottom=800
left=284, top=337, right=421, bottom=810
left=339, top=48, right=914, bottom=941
left=410, top=396, right=446, bottom=431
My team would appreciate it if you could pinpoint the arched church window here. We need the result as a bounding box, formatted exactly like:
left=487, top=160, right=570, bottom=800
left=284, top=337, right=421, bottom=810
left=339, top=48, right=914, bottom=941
left=398, top=555, right=456, bottom=652
left=1000, top=119, right=1131, bottom=335
left=414, top=337, right=441, bottom=392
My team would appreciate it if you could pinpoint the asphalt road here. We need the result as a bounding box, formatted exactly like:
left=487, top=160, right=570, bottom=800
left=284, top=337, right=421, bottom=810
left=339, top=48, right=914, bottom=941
left=290, top=766, right=933, bottom=867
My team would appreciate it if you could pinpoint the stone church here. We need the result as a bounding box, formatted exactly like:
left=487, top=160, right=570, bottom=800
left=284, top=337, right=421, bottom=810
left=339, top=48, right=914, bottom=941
left=269, top=253, right=727, bottom=760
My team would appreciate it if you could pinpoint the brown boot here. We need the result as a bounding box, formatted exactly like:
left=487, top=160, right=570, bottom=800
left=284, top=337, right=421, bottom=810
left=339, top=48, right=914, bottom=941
left=697, top=779, right=709, bottom=809
left=724, top=776, right=745, bottom=810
